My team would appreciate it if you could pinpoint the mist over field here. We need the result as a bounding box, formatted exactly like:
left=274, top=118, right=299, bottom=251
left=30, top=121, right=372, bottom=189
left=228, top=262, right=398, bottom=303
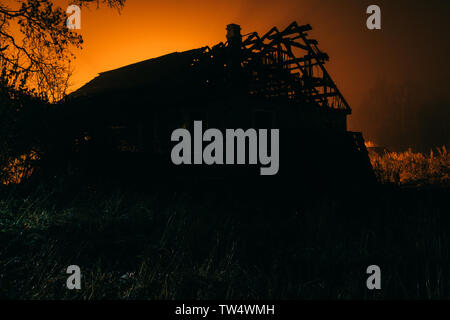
left=352, top=78, right=450, bottom=152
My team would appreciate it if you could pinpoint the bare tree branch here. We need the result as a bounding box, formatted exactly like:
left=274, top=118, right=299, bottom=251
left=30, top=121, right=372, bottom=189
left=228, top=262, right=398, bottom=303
left=0, top=0, right=125, bottom=101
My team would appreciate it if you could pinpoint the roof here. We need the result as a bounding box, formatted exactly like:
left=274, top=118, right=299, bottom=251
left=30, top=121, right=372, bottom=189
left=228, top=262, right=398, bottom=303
left=67, top=22, right=351, bottom=113
left=69, top=47, right=207, bottom=99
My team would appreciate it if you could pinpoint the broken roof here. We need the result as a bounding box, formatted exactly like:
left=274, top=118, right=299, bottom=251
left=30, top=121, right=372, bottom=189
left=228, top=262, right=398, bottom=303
left=68, top=22, right=351, bottom=113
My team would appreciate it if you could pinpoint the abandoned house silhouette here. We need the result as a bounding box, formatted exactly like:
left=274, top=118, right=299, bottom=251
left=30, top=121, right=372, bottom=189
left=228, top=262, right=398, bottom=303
left=61, top=22, right=374, bottom=186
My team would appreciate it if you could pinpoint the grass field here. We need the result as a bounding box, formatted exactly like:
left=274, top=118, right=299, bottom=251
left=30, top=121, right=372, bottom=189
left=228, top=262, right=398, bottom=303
left=0, top=146, right=449, bottom=299
left=0, top=178, right=449, bottom=299
left=368, top=146, right=449, bottom=187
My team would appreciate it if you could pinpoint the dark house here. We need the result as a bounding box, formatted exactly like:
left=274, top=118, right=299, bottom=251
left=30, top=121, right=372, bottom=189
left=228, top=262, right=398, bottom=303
left=62, top=22, right=374, bottom=186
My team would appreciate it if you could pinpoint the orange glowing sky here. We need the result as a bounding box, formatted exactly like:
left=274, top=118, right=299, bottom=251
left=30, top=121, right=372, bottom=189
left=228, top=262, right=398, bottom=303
left=58, top=0, right=449, bottom=131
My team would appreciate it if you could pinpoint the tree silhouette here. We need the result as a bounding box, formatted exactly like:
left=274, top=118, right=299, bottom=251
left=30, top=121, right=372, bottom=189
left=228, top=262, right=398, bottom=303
left=0, top=0, right=125, bottom=101
left=0, top=0, right=125, bottom=183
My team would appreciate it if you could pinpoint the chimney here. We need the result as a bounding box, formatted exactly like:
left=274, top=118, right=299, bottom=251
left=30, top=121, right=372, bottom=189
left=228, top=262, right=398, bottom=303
left=226, top=24, right=242, bottom=48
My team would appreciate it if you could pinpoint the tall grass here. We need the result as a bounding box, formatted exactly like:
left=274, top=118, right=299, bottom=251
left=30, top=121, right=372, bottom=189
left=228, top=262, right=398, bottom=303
left=1, top=151, right=39, bottom=186
left=369, top=146, right=449, bottom=186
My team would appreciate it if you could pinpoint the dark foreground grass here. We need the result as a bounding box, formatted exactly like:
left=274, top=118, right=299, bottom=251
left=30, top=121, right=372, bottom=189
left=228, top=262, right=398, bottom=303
left=0, top=181, right=449, bottom=299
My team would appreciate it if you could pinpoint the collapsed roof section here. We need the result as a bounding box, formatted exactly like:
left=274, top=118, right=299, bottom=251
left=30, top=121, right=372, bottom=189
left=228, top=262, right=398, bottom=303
left=70, top=22, right=351, bottom=114
left=238, top=21, right=351, bottom=112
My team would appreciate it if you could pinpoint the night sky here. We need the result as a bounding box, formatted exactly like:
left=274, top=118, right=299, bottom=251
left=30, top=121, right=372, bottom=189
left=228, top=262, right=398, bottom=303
left=62, top=0, right=449, bottom=149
